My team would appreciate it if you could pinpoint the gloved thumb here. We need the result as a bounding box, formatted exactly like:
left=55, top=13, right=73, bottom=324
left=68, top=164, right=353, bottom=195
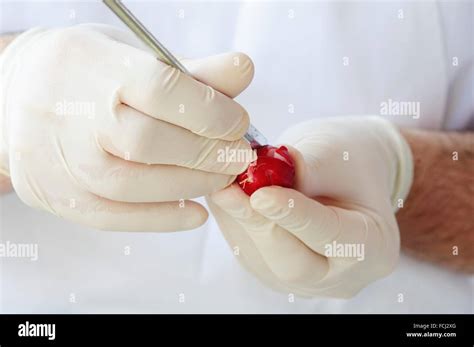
left=182, top=52, right=255, bottom=98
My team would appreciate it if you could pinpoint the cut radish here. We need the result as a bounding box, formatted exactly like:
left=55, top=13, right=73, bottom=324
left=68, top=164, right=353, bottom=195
left=236, top=145, right=295, bottom=196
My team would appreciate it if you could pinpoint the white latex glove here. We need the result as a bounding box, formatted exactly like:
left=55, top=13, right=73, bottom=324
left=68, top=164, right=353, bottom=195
left=0, top=24, right=256, bottom=231
left=207, top=116, right=413, bottom=298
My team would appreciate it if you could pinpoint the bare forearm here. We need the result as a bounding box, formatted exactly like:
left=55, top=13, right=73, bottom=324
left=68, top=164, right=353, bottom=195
left=0, top=32, right=19, bottom=52
left=396, top=128, right=474, bottom=272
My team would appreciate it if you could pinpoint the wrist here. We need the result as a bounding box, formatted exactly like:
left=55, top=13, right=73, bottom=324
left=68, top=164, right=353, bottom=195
left=369, top=117, right=414, bottom=212
left=0, top=33, right=19, bottom=177
left=0, top=27, right=48, bottom=176
left=0, top=32, right=21, bottom=53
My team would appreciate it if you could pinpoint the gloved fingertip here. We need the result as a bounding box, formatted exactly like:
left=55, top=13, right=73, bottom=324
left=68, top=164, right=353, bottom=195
left=228, top=51, right=255, bottom=89
left=274, top=144, right=307, bottom=190
left=185, top=51, right=254, bottom=99
left=183, top=204, right=209, bottom=230
left=249, top=186, right=282, bottom=210
left=210, top=184, right=247, bottom=210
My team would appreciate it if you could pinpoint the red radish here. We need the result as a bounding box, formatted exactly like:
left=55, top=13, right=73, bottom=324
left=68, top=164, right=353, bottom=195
left=236, top=145, right=295, bottom=196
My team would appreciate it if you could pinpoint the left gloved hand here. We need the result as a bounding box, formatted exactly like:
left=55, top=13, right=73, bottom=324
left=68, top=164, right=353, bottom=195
left=207, top=116, right=413, bottom=298
left=0, top=24, right=255, bottom=231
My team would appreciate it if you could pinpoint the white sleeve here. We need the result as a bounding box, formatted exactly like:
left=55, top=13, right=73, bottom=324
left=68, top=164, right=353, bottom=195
left=443, top=62, right=474, bottom=131
left=438, top=1, right=474, bottom=131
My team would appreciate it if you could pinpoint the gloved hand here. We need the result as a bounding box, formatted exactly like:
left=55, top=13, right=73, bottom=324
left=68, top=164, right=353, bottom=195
left=207, top=116, right=413, bottom=298
left=0, top=24, right=255, bottom=231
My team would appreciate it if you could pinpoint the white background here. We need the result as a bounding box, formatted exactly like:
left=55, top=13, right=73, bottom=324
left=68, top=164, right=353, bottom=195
left=0, top=0, right=472, bottom=313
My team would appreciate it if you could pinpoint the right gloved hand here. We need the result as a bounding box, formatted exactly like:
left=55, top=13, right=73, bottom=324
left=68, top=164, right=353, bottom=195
left=0, top=24, right=255, bottom=231
left=208, top=116, right=413, bottom=298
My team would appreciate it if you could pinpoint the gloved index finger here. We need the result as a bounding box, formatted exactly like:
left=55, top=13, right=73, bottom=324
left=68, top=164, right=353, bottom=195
left=114, top=45, right=250, bottom=141
left=211, top=185, right=329, bottom=285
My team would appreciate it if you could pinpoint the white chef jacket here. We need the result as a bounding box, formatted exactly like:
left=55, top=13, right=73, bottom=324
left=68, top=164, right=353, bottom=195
left=0, top=0, right=472, bottom=313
